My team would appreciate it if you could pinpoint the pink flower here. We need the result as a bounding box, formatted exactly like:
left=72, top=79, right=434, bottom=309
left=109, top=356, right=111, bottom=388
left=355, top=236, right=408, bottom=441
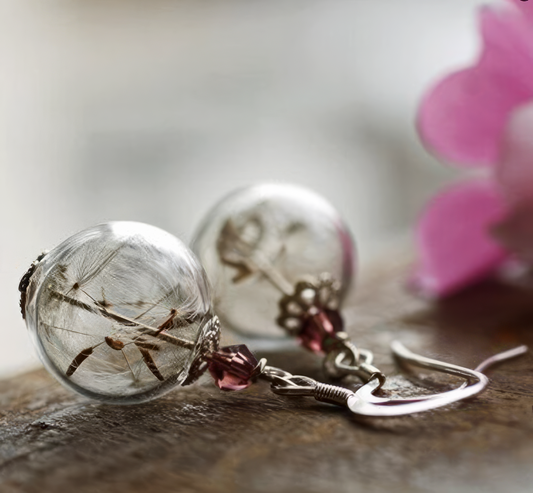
left=413, top=0, right=533, bottom=297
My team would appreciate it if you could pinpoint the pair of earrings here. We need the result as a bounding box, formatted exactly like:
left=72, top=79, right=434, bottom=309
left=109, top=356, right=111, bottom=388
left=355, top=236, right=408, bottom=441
left=19, top=184, right=527, bottom=417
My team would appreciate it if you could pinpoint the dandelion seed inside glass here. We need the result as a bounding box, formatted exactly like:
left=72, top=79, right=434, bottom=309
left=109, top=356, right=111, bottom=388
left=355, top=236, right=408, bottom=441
left=23, top=222, right=215, bottom=404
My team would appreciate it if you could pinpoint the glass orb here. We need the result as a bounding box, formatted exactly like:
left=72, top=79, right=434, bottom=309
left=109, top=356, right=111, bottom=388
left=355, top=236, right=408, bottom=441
left=192, top=184, right=355, bottom=342
left=22, top=222, right=216, bottom=404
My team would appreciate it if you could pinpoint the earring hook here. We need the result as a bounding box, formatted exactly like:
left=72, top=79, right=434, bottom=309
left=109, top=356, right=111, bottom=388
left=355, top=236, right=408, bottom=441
left=347, top=342, right=528, bottom=417
left=263, top=343, right=528, bottom=417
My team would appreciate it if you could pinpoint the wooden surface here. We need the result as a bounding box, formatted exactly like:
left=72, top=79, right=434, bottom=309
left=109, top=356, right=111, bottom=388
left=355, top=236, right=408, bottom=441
left=1, top=258, right=533, bottom=493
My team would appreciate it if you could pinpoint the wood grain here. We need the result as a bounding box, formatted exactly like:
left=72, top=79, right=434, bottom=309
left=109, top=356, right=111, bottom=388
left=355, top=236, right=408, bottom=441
left=2, top=258, right=533, bottom=493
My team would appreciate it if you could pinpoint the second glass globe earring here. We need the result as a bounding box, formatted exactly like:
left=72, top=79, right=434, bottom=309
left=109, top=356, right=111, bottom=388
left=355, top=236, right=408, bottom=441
left=192, top=183, right=369, bottom=375
left=192, top=183, right=355, bottom=347
left=192, top=183, right=528, bottom=391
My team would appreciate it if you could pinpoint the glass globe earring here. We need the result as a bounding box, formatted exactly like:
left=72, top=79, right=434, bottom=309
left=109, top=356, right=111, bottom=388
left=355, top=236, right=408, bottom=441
left=19, top=221, right=526, bottom=416
left=19, top=222, right=220, bottom=404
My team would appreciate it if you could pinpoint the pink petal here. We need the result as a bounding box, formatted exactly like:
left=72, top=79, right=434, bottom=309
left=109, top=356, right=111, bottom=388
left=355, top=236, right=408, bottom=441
left=417, top=6, right=533, bottom=168
left=497, top=102, right=533, bottom=207
left=411, top=179, right=510, bottom=298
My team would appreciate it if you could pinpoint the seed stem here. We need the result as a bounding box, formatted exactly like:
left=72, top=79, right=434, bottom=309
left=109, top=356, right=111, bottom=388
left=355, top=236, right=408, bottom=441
left=50, top=290, right=195, bottom=350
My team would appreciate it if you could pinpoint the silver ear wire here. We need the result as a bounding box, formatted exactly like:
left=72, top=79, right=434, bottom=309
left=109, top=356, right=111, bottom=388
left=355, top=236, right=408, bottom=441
left=346, top=342, right=528, bottom=417
left=262, top=342, right=528, bottom=417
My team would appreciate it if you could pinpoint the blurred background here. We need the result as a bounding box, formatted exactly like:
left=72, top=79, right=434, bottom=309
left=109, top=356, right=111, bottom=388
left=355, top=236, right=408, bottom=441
left=0, top=0, right=487, bottom=377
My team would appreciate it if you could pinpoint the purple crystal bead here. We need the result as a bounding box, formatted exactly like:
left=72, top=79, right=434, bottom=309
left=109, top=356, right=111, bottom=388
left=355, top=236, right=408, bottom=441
left=298, top=308, right=344, bottom=354
left=208, top=344, right=259, bottom=391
